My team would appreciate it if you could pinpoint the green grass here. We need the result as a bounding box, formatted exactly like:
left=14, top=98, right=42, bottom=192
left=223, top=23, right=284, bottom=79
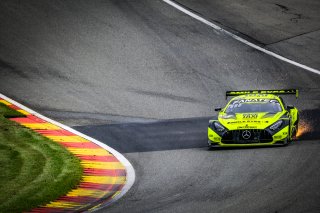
left=0, top=102, right=25, bottom=118
left=0, top=103, right=83, bottom=213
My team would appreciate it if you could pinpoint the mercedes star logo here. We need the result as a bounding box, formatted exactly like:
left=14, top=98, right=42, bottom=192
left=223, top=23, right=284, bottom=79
left=242, top=130, right=251, bottom=140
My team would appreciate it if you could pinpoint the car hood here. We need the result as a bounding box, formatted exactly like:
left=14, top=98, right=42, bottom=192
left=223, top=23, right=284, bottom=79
left=218, top=112, right=285, bottom=130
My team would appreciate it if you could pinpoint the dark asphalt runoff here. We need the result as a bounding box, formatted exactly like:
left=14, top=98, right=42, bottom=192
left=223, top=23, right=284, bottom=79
left=0, top=0, right=319, bottom=213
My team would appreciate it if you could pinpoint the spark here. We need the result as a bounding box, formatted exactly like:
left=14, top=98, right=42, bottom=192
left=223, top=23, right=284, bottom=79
left=296, top=119, right=313, bottom=138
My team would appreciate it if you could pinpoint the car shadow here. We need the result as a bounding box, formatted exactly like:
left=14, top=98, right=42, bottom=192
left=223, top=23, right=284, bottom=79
left=74, top=109, right=319, bottom=153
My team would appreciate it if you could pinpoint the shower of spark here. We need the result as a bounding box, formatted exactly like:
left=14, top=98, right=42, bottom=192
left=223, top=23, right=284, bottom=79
left=296, top=119, right=313, bottom=138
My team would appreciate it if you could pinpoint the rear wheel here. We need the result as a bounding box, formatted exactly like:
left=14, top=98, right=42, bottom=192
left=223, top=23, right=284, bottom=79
left=292, top=114, right=299, bottom=140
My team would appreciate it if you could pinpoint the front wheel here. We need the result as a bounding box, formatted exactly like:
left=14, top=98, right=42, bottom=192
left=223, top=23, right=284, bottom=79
left=282, top=138, right=290, bottom=146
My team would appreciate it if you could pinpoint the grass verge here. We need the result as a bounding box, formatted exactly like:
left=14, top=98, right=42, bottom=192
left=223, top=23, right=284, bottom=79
left=0, top=103, right=83, bottom=212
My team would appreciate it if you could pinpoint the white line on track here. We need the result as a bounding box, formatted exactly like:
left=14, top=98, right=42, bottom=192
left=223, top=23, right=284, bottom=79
left=162, top=0, right=320, bottom=76
left=0, top=93, right=135, bottom=212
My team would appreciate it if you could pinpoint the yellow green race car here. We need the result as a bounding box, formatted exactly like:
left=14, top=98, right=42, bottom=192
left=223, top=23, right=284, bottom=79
left=208, top=89, right=299, bottom=147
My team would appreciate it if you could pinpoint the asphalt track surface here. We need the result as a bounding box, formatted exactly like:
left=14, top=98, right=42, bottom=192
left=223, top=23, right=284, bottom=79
left=0, top=0, right=320, bottom=213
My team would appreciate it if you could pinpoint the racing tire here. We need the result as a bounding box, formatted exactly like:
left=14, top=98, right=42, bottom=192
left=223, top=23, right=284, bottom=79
left=207, top=140, right=212, bottom=150
left=282, top=138, right=290, bottom=146
left=292, top=123, right=298, bottom=140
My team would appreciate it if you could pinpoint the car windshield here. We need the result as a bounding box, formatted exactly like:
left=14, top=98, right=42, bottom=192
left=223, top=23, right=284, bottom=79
left=225, top=99, right=282, bottom=113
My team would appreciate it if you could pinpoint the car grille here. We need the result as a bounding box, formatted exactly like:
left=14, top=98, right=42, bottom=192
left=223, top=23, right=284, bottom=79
left=221, top=129, right=273, bottom=144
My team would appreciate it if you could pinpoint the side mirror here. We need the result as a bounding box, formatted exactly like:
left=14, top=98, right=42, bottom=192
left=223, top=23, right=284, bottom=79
left=287, top=105, right=294, bottom=110
left=215, top=107, right=222, bottom=112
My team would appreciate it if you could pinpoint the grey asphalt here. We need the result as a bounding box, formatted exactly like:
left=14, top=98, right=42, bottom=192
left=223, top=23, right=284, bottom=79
left=75, top=117, right=320, bottom=213
left=0, top=0, right=319, bottom=213
left=175, top=0, right=320, bottom=68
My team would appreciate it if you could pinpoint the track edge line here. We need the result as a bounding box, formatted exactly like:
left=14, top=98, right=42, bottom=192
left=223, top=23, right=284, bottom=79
left=162, top=0, right=320, bottom=75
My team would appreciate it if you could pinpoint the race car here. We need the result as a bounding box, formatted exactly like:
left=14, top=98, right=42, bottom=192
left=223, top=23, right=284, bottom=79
left=208, top=89, right=299, bottom=147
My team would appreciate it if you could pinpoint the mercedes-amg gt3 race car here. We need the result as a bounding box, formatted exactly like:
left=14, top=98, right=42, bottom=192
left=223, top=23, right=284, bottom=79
left=208, top=89, right=299, bottom=147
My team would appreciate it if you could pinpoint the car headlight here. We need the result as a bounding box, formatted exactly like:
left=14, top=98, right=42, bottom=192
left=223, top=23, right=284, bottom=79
left=214, top=122, right=226, bottom=132
left=269, top=120, right=283, bottom=131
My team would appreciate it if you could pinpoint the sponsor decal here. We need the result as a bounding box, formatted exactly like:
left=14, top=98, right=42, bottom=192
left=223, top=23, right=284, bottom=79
left=226, top=89, right=297, bottom=97
left=237, top=126, right=257, bottom=129
left=227, top=120, right=262, bottom=124
left=232, top=99, right=278, bottom=104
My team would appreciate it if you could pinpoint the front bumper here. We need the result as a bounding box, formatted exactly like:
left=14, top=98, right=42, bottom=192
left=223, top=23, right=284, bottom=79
left=208, top=126, right=289, bottom=147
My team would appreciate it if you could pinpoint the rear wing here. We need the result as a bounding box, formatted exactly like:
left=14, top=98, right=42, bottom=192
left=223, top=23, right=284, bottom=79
left=226, top=89, right=298, bottom=99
